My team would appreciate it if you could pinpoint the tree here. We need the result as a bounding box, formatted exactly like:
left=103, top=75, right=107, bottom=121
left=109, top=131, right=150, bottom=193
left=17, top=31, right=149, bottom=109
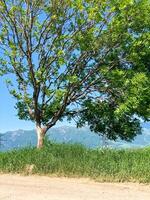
left=77, top=0, right=150, bottom=141
left=0, top=0, right=149, bottom=148
left=77, top=70, right=143, bottom=141
left=78, top=70, right=150, bottom=141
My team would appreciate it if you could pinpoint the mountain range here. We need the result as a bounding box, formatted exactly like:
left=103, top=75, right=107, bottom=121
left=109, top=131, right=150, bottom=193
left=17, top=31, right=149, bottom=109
left=0, top=124, right=150, bottom=151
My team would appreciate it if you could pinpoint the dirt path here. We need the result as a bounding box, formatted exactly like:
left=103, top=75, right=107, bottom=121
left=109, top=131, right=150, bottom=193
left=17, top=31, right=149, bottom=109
left=0, top=174, right=150, bottom=200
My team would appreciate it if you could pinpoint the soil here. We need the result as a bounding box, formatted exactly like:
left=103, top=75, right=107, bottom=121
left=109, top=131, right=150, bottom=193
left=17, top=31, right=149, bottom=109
left=0, top=174, right=150, bottom=200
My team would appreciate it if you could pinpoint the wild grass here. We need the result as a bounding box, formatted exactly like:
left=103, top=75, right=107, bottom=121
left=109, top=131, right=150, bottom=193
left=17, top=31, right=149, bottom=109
left=0, top=141, right=150, bottom=183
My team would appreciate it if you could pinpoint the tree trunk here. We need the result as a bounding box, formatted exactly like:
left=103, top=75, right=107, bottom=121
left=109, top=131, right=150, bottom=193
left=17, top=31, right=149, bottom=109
left=36, top=126, right=46, bottom=149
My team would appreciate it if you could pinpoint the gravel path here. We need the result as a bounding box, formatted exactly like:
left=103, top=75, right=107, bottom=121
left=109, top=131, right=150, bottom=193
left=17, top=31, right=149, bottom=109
left=0, top=174, right=150, bottom=200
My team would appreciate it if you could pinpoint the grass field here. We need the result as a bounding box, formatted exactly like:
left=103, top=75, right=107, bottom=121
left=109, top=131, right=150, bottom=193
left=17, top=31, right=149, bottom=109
left=0, top=141, right=150, bottom=183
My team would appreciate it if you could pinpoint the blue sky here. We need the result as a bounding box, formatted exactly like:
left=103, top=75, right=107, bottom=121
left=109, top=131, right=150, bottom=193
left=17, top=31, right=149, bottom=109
left=0, top=78, right=34, bottom=132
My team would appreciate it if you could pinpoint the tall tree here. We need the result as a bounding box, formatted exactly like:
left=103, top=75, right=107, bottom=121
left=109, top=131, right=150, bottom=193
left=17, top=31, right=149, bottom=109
left=0, top=0, right=149, bottom=147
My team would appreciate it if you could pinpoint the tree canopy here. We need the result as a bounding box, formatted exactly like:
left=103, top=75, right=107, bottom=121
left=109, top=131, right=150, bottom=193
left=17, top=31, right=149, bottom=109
left=0, top=0, right=149, bottom=147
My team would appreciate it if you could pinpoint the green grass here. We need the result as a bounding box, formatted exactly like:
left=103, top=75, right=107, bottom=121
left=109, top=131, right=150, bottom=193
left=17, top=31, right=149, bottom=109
left=0, top=141, right=150, bottom=183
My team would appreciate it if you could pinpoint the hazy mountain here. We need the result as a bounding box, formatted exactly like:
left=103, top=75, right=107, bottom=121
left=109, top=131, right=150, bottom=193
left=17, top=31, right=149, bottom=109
left=0, top=124, right=150, bottom=151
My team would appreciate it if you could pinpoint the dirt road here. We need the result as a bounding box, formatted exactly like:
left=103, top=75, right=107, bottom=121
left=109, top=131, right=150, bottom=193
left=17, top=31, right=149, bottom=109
left=0, top=174, right=150, bottom=200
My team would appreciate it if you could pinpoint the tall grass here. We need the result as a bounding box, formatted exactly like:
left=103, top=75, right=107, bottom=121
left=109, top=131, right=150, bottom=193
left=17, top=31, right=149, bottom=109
left=0, top=141, right=150, bottom=183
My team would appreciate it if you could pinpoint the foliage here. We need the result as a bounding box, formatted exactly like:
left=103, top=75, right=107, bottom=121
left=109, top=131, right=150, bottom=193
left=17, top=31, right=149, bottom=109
left=1, top=141, right=150, bottom=183
left=115, top=73, right=150, bottom=120
left=78, top=70, right=149, bottom=141
left=78, top=99, right=141, bottom=141
left=0, top=0, right=149, bottom=145
left=76, top=0, right=150, bottom=139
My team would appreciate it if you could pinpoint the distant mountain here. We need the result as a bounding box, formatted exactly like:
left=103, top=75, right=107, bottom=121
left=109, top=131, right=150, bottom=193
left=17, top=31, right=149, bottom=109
left=0, top=124, right=150, bottom=151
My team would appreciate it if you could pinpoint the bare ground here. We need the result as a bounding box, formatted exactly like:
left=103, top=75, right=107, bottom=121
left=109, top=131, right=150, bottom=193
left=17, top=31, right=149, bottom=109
left=0, top=174, right=150, bottom=200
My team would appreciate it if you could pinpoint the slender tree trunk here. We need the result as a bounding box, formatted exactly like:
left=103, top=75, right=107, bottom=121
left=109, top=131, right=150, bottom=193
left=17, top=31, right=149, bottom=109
left=36, top=125, right=46, bottom=149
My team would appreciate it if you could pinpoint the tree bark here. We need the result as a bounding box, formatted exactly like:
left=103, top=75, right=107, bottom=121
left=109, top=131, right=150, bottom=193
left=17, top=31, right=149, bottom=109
left=36, top=125, right=46, bottom=149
